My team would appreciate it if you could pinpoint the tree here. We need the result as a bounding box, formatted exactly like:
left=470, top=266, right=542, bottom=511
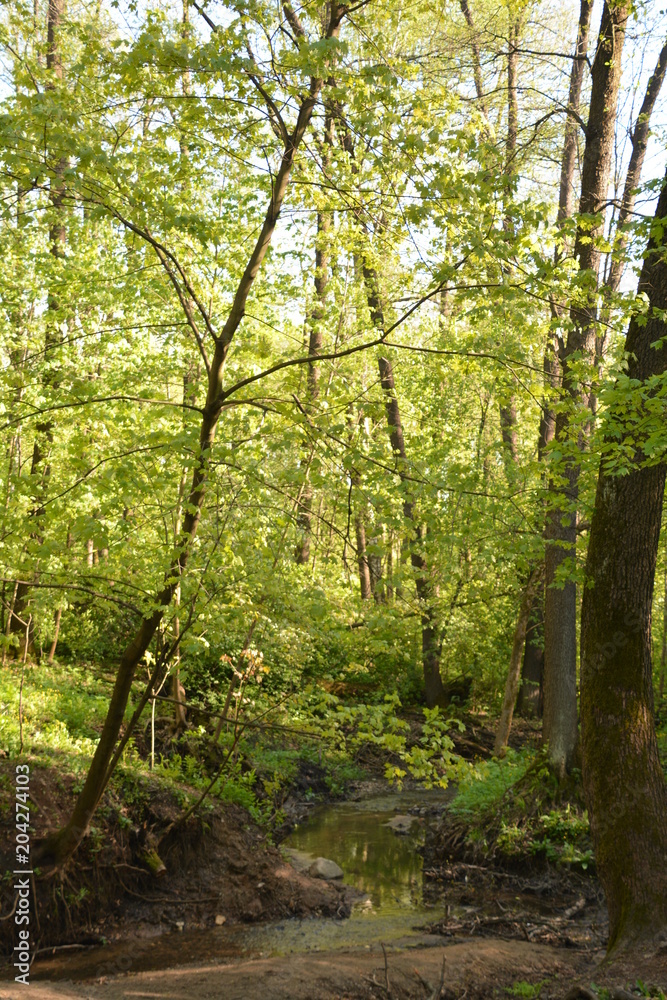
left=36, top=0, right=350, bottom=865
left=543, top=0, right=631, bottom=778
left=580, top=168, right=667, bottom=953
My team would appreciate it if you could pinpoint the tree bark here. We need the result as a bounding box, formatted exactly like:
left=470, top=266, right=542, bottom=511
left=498, top=15, right=520, bottom=473
left=37, top=1, right=347, bottom=866
left=495, top=565, right=543, bottom=755
left=543, top=0, right=630, bottom=779
left=459, top=0, right=487, bottom=121
left=355, top=516, right=372, bottom=600
left=580, top=169, right=667, bottom=953
left=661, top=566, right=667, bottom=704
left=604, top=37, right=667, bottom=297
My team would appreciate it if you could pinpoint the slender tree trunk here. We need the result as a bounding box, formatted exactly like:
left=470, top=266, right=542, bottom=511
left=543, top=0, right=629, bottom=779
left=11, top=0, right=67, bottom=652
left=594, top=35, right=667, bottom=378
left=517, top=584, right=544, bottom=718
left=295, top=214, right=329, bottom=563
left=495, top=566, right=543, bottom=756
left=36, top=1, right=347, bottom=866
left=498, top=15, right=520, bottom=473
left=378, top=355, right=444, bottom=707
left=580, top=170, right=667, bottom=953
left=47, top=608, right=61, bottom=664
left=459, top=0, right=487, bottom=121
left=557, top=0, right=593, bottom=230
left=603, top=37, right=667, bottom=298
left=355, top=516, right=372, bottom=600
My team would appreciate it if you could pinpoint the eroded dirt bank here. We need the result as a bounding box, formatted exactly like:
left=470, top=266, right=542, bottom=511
left=0, top=762, right=350, bottom=957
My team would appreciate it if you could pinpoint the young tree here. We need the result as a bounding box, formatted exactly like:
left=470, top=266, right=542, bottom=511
left=36, top=0, right=350, bottom=865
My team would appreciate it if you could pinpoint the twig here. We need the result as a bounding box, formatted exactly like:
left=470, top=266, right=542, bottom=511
left=0, top=894, right=18, bottom=921
left=412, top=966, right=434, bottom=996
left=381, top=942, right=391, bottom=996
left=430, top=954, right=446, bottom=1000
left=33, top=943, right=95, bottom=957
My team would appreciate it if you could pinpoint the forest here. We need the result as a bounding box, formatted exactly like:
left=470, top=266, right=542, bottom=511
left=0, top=0, right=666, bottom=997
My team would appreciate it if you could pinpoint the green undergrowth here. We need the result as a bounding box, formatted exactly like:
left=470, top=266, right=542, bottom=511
left=441, top=747, right=594, bottom=872
left=1, top=659, right=470, bottom=837
left=507, top=982, right=666, bottom=1000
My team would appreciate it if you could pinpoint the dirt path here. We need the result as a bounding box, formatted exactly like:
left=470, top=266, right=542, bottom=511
left=2, top=940, right=593, bottom=1000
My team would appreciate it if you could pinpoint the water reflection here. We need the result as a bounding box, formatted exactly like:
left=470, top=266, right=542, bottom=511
left=285, top=801, right=430, bottom=914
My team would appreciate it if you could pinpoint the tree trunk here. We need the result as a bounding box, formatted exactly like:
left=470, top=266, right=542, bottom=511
left=517, top=583, right=544, bottom=718
left=543, top=0, right=630, bottom=778
left=296, top=110, right=333, bottom=564
left=459, top=0, right=487, bottom=121
left=36, top=1, right=347, bottom=867
left=355, top=516, right=372, bottom=600
left=661, top=566, right=667, bottom=704
left=10, top=0, right=67, bottom=651
left=495, top=566, right=543, bottom=756
left=580, top=170, right=667, bottom=953
left=498, top=16, right=520, bottom=475
left=604, top=37, right=667, bottom=297
left=378, top=355, right=445, bottom=707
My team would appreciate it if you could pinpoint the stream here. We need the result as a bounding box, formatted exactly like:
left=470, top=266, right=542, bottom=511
left=30, top=789, right=453, bottom=981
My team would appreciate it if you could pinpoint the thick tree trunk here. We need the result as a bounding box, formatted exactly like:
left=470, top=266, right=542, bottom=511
left=37, top=2, right=347, bottom=867
left=495, top=566, right=543, bottom=755
left=661, top=566, right=667, bottom=704
left=543, top=0, right=630, bottom=778
left=580, top=171, right=667, bottom=953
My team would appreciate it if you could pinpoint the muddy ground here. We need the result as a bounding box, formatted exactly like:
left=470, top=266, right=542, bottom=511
left=6, top=939, right=667, bottom=1000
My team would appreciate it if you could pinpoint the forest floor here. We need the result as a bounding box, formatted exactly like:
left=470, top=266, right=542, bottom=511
left=2, top=716, right=666, bottom=998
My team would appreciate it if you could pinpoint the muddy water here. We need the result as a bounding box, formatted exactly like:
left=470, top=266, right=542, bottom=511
left=30, top=790, right=452, bottom=981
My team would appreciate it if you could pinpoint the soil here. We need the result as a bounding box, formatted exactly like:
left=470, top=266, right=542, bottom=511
left=5, top=940, right=667, bottom=1000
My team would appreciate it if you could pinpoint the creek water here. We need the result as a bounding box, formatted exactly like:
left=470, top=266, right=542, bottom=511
left=29, top=789, right=453, bottom=981
left=258, top=789, right=451, bottom=952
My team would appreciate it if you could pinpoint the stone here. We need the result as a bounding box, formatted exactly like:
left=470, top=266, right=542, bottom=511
left=308, top=857, right=344, bottom=880
left=215, top=914, right=226, bottom=926
left=384, top=815, right=417, bottom=834
left=243, top=897, right=264, bottom=921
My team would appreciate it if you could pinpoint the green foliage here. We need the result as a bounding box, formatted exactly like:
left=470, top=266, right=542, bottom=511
left=448, top=749, right=593, bottom=871
left=505, top=981, right=549, bottom=999
left=449, top=749, right=533, bottom=817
